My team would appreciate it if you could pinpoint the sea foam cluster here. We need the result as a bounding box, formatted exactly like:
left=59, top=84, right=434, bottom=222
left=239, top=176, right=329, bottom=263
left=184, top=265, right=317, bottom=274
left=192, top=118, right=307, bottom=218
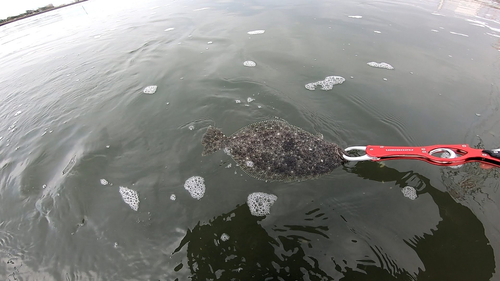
left=184, top=176, right=206, bottom=200
left=247, top=30, right=265, bottom=35
left=243, top=61, right=256, bottom=67
left=119, top=186, right=139, bottom=211
left=305, top=76, right=345, bottom=91
left=367, top=62, right=394, bottom=70
left=247, top=192, right=278, bottom=216
left=402, top=186, right=417, bottom=200
left=143, top=85, right=158, bottom=94
left=220, top=233, right=230, bottom=241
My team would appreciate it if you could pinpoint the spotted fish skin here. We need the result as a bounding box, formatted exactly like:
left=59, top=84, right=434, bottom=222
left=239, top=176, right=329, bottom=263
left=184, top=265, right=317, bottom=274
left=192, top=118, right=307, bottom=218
left=202, top=120, right=346, bottom=182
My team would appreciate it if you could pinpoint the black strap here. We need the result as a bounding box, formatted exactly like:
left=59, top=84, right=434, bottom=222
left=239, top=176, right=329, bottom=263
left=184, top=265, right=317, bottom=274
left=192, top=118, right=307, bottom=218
left=482, top=150, right=500, bottom=159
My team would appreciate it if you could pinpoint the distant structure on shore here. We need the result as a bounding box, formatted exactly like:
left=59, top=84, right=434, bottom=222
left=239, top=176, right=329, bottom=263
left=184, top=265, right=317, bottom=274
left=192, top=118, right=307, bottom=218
left=0, top=0, right=87, bottom=26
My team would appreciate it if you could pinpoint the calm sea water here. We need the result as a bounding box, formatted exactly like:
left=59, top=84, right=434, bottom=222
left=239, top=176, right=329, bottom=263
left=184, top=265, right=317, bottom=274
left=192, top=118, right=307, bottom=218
left=1, top=0, right=500, bottom=280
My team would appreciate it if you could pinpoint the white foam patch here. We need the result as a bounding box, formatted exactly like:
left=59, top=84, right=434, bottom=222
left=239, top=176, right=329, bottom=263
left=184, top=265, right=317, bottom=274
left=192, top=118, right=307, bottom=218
left=247, top=97, right=255, bottom=103
left=247, top=192, right=277, bottom=217
left=235, top=99, right=241, bottom=104
left=243, top=61, right=256, bottom=67
left=184, top=176, right=205, bottom=200
left=487, top=33, right=500, bottom=38
left=119, top=186, right=139, bottom=211
left=220, top=233, right=230, bottom=241
left=188, top=125, right=195, bottom=130
left=164, top=28, right=175, bottom=32
left=450, top=31, right=469, bottom=37
left=100, top=179, right=108, bottom=186
left=466, top=19, right=486, bottom=26
left=374, top=30, right=381, bottom=34
left=246, top=160, right=254, bottom=167
left=170, top=194, right=176, bottom=201
left=486, top=25, right=500, bottom=33
left=402, top=186, right=417, bottom=200
left=143, top=85, right=158, bottom=94
left=305, top=76, right=345, bottom=91
left=348, top=15, right=362, bottom=18
left=247, top=30, right=265, bottom=35
left=8, top=121, right=17, bottom=132
left=466, top=19, right=500, bottom=32
left=367, top=62, right=394, bottom=70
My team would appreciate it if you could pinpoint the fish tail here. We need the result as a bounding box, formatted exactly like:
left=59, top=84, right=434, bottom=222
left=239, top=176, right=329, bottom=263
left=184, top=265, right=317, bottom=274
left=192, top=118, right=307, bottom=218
left=201, top=126, right=227, bottom=156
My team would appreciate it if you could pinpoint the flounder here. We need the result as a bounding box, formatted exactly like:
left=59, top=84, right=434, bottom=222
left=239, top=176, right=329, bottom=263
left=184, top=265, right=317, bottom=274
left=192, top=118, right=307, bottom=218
left=202, top=119, right=346, bottom=182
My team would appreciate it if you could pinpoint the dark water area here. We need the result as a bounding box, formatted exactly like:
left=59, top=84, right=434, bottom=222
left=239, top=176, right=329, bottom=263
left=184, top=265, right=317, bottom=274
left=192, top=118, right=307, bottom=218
left=1, top=0, right=500, bottom=280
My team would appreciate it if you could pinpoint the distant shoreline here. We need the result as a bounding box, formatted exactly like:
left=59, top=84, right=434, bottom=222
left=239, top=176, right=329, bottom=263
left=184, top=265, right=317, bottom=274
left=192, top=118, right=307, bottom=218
left=0, top=0, right=88, bottom=27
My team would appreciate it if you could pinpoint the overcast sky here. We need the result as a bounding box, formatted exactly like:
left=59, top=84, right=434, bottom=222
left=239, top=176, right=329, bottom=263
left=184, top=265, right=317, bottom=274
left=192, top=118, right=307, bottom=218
left=1, top=0, right=71, bottom=19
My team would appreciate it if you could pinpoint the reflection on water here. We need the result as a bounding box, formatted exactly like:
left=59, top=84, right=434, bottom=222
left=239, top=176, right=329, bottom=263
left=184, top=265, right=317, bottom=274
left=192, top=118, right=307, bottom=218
left=344, top=162, right=495, bottom=280
left=171, top=161, right=495, bottom=280
left=172, top=204, right=335, bottom=280
left=437, top=0, right=500, bottom=19
left=434, top=0, right=500, bottom=49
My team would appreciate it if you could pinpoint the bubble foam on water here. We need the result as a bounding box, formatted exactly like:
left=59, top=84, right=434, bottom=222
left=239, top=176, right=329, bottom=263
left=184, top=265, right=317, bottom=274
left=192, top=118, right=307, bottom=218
left=246, top=160, right=254, bottom=167
left=402, top=186, right=417, bottom=200
left=243, top=61, right=256, bottom=67
left=247, top=97, right=255, bottom=103
left=188, top=125, right=195, bottom=130
left=235, top=100, right=241, bottom=104
left=247, top=30, right=265, bottom=35
left=100, top=179, right=109, bottom=185
left=220, top=233, right=230, bottom=241
left=450, top=31, right=469, bottom=37
left=170, top=194, right=176, bottom=201
left=119, top=186, right=139, bottom=211
left=348, top=15, right=363, bottom=18
left=305, top=76, right=345, bottom=91
left=367, top=62, right=394, bottom=70
left=184, top=176, right=206, bottom=200
left=487, top=33, right=500, bottom=38
left=143, top=85, right=158, bottom=94
left=164, top=28, right=175, bottom=32
left=247, top=192, right=277, bottom=217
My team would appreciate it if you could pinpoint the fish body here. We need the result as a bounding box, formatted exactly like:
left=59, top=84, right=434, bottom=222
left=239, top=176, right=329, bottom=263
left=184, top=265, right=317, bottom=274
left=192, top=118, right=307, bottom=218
left=202, top=120, right=346, bottom=182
